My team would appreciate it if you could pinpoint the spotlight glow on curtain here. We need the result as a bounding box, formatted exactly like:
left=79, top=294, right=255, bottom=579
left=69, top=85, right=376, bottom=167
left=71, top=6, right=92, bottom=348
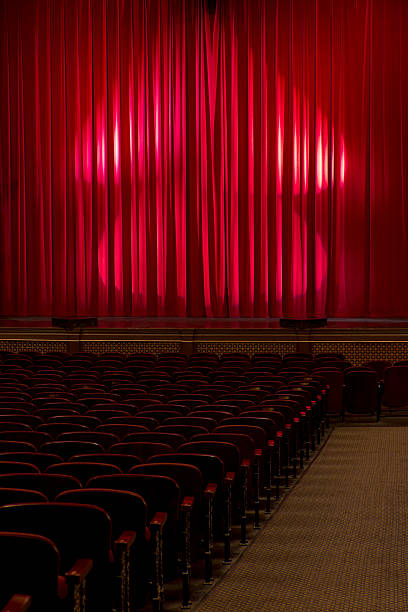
left=1, top=0, right=408, bottom=318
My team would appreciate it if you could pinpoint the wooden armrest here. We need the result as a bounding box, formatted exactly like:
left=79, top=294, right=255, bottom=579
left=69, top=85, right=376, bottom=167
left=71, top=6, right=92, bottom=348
left=1, top=595, right=31, bottom=612
left=204, top=483, right=217, bottom=497
left=241, top=459, right=250, bottom=469
left=225, top=471, right=235, bottom=483
left=255, top=448, right=263, bottom=457
left=150, top=511, right=167, bottom=530
left=181, top=496, right=194, bottom=511
left=267, top=439, right=275, bottom=447
left=65, top=558, right=93, bottom=584
left=115, top=530, right=136, bottom=552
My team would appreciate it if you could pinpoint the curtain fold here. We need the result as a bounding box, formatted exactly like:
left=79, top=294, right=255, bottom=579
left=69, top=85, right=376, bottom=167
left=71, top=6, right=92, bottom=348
left=1, top=0, right=408, bottom=318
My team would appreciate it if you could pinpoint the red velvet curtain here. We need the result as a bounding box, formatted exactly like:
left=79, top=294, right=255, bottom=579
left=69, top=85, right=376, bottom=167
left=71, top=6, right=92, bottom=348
left=1, top=0, right=408, bottom=318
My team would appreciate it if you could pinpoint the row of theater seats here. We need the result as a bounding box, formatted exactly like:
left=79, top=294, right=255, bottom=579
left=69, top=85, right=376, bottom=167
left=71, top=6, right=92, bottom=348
left=0, top=349, right=403, bottom=611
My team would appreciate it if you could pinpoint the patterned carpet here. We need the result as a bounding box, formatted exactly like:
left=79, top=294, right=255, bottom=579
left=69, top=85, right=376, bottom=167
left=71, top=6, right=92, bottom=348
left=194, top=428, right=408, bottom=611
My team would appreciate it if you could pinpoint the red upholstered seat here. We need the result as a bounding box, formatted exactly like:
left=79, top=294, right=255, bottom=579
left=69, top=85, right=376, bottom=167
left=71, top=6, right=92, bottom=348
left=45, top=461, right=122, bottom=485
left=0, top=473, right=81, bottom=500
left=0, top=532, right=67, bottom=610
left=69, top=453, right=142, bottom=472
left=40, top=440, right=105, bottom=460
left=0, top=503, right=113, bottom=611
left=0, top=452, right=63, bottom=471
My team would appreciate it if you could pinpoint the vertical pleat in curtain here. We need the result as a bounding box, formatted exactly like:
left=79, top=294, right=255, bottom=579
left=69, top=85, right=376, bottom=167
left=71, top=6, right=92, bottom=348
left=1, top=0, right=408, bottom=317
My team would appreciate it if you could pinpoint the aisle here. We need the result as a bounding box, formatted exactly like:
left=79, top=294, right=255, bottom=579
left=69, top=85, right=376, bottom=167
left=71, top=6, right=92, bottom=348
left=194, top=427, right=408, bottom=612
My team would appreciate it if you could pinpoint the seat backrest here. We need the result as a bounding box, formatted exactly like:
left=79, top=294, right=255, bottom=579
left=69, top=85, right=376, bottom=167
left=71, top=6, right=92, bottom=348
left=214, top=424, right=267, bottom=448
left=178, top=441, right=240, bottom=472
left=0, top=473, right=82, bottom=500
left=148, top=453, right=224, bottom=487
left=85, top=409, right=130, bottom=421
left=56, top=488, right=148, bottom=543
left=90, top=403, right=135, bottom=413
left=362, top=360, right=392, bottom=380
left=190, top=410, right=234, bottom=422
left=0, top=461, right=40, bottom=474
left=155, top=425, right=208, bottom=439
left=221, top=415, right=282, bottom=437
left=95, top=424, right=149, bottom=438
left=0, top=422, right=32, bottom=432
left=192, top=432, right=255, bottom=461
left=34, top=407, right=83, bottom=418
left=0, top=531, right=61, bottom=611
left=48, top=415, right=101, bottom=428
left=311, top=369, right=344, bottom=414
left=0, top=488, right=48, bottom=506
left=382, top=365, right=408, bottom=407
left=37, top=423, right=89, bottom=437
left=109, top=442, right=175, bottom=462
left=56, top=431, right=119, bottom=449
left=258, top=400, right=299, bottom=419
left=215, top=397, right=255, bottom=409
left=136, top=409, right=185, bottom=422
left=0, top=452, right=63, bottom=471
left=0, top=431, right=52, bottom=448
left=129, top=462, right=203, bottom=502
left=0, top=503, right=112, bottom=611
left=199, top=403, right=240, bottom=416
left=121, top=432, right=187, bottom=447
left=40, top=440, right=105, bottom=460
left=86, top=473, right=180, bottom=523
left=69, top=453, right=142, bottom=472
left=0, top=415, right=43, bottom=428
left=105, top=416, right=159, bottom=429
left=162, top=416, right=217, bottom=430
left=45, top=462, right=122, bottom=484
left=0, top=441, right=37, bottom=453
left=344, top=370, right=378, bottom=414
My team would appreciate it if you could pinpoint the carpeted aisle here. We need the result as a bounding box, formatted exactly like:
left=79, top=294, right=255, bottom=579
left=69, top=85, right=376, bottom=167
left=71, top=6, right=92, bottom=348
left=194, top=427, right=408, bottom=612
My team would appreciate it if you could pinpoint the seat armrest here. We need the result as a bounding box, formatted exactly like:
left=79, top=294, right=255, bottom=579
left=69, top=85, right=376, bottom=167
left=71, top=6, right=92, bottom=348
left=150, top=511, right=167, bottom=530
left=204, top=483, right=217, bottom=497
left=1, top=595, right=32, bottom=612
left=225, top=471, right=235, bottom=483
left=181, top=496, right=194, bottom=512
left=241, top=459, right=251, bottom=468
left=65, top=558, right=93, bottom=585
left=255, top=448, right=263, bottom=457
left=115, top=530, right=136, bottom=552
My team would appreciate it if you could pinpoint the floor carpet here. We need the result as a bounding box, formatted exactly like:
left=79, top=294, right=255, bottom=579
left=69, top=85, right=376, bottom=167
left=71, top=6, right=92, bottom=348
left=194, top=427, right=408, bottom=611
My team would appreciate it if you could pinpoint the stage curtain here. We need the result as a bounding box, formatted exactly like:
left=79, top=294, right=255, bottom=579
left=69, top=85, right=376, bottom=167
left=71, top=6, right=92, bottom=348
left=1, top=0, right=408, bottom=318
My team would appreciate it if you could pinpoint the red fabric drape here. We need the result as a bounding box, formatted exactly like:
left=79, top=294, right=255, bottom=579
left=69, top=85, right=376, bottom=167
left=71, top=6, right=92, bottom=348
left=1, top=0, right=408, bottom=318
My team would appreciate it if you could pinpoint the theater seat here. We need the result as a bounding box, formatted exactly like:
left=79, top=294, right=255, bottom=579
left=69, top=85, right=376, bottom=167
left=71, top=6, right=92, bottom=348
left=0, top=503, right=113, bottom=611
left=45, top=462, right=122, bottom=485
left=0, top=474, right=81, bottom=500
left=56, top=488, right=152, bottom=609
left=0, top=532, right=68, bottom=612
left=69, top=453, right=142, bottom=472
left=0, top=488, right=48, bottom=506
left=0, top=453, right=63, bottom=471
left=381, top=365, right=408, bottom=412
